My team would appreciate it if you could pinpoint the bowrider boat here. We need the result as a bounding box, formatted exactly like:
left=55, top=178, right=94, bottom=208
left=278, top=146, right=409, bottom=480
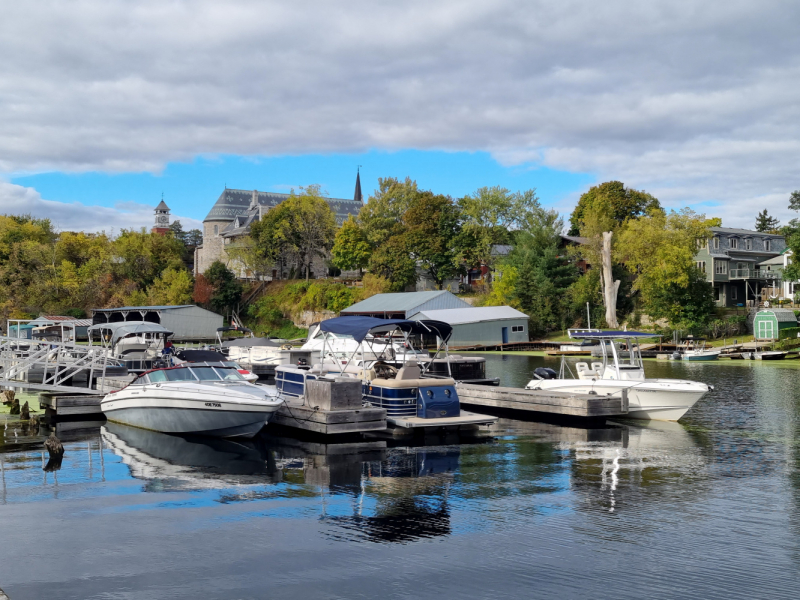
left=526, top=331, right=713, bottom=421
left=102, top=362, right=283, bottom=438
left=276, top=316, right=497, bottom=431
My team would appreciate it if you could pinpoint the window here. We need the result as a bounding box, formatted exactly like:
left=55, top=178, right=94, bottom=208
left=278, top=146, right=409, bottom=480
left=164, top=368, right=197, bottom=382
left=189, top=367, right=222, bottom=381
left=714, top=286, right=720, bottom=301
left=731, top=287, right=738, bottom=300
left=511, top=325, right=525, bottom=333
left=148, top=370, right=168, bottom=383
left=745, top=239, right=752, bottom=250
left=715, top=260, right=727, bottom=275
left=695, top=261, right=706, bottom=273
left=765, top=239, right=772, bottom=251
left=214, top=224, right=219, bottom=235
left=730, top=237, right=738, bottom=249
left=713, top=236, right=720, bottom=249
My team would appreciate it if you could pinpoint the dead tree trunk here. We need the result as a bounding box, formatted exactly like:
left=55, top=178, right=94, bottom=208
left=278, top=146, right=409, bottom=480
left=602, top=231, right=620, bottom=329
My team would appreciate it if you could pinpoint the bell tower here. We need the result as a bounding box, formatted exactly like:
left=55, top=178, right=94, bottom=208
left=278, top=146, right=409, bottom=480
left=152, top=196, right=171, bottom=235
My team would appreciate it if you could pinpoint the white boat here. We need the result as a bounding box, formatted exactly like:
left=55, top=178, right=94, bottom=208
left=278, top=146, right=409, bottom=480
left=102, top=362, right=283, bottom=438
left=525, top=331, right=713, bottom=421
left=276, top=317, right=497, bottom=431
left=673, top=338, right=720, bottom=361
left=88, top=321, right=174, bottom=373
left=217, top=327, right=286, bottom=377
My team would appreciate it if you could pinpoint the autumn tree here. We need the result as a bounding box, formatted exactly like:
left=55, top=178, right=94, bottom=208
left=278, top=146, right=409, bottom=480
left=568, top=181, right=660, bottom=236
left=331, top=215, right=371, bottom=274
left=204, top=260, right=242, bottom=314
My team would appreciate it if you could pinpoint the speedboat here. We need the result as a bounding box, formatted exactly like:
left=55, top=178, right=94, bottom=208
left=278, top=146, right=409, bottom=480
left=672, top=338, right=720, bottom=361
left=87, top=321, right=174, bottom=373
left=276, top=316, right=497, bottom=432
left=102, top=362, right=283, bottom=438
left=525, top=331, right=713, bottom=421
left=217, top=327, right=285, bottom=378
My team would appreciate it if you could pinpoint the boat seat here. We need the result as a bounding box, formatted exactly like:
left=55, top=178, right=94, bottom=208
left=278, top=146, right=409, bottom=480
left=396, top=360, right=421, bottom=380
left=576, top=362, right=600, bottom=380
left=370, top=377, right=456, bottom=388
left=591, top=362, right=603, bottom=372
left=358, top=368, right=377, bottom=381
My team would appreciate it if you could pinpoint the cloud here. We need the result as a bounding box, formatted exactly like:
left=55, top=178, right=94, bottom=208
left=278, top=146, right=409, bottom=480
left=2, top=1, right=800, bottom=228
left=0, top=182, right=203, bottom=233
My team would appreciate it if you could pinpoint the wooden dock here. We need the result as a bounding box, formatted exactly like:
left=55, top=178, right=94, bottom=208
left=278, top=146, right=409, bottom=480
left=271, top=399, right=386, bottom=435
left=456, top=383, right=628, bottom=418
left=39, top=393, right=104, bottom=417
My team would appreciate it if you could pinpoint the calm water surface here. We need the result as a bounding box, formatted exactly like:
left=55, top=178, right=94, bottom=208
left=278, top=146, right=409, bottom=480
left=1, top=355, right=799, bottom=599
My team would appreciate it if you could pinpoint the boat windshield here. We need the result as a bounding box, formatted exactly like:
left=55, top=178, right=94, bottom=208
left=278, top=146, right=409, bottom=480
left=190, top=366, right=222, bottom=380
left=164, top=368, right=197, bottom=382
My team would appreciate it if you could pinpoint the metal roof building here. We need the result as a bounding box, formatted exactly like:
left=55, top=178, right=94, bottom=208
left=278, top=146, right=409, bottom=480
left=340, top=291, right=472, bottom=319
left=91, top=305, right=224, bottom=341
left=411, top=306, right=530, bottom=346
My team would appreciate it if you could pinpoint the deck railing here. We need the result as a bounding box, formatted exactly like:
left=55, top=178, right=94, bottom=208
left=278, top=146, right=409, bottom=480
left=728, top=268, right=782, bottom=280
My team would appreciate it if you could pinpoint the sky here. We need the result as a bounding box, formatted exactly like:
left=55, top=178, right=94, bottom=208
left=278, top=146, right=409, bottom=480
left=2, top=0, right=799, bottom=232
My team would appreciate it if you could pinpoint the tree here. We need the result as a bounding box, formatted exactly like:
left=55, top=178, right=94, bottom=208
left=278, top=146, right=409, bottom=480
left=755, top=209, right=780, bottom=233
left=169, top=220, right=185, bottom=242
left=112, top=229, right=185, bottom=289
left=568, top=181, right=661, bottom=236
left=359, top=177, right=419, bottom=247
left=790, top=190, right=800, bottom=212
left=184, top=229, right=203, bottom=247
left=617, top=208, right=720, bottom=329
left=204, top=260, right=242, bottom=314
left=147, top=267, right=194, bottom=305
left=331, top=215, right=371, bottom=274
left=368, top=236, right=417, bottom=292
left=404, top=192, right=464, bottom=289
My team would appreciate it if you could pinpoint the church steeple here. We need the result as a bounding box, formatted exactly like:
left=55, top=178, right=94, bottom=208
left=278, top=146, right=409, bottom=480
left=152, top=194, right=171, bottom=234
left=354, top=167, right=363, bottom=203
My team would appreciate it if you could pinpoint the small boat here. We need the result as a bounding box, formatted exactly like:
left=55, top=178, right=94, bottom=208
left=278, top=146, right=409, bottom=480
left=276, top=316, right=497, bottom=432
left=87, top=321, right=174, bottom=373
left=743, top=350, right=787, bottom=361
left=674, top=338, right=720, bottom=361
left=102, top=362, right=283, bottom=438
left=526, top=331, right=713, bottom=421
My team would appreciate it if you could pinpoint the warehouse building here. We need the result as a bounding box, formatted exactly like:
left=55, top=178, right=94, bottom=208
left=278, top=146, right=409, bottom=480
left=340, top=290, right=472, bottom=319
left=91, top=305, right=223, bottom=341
left=411, top=306, right=529, bottom=346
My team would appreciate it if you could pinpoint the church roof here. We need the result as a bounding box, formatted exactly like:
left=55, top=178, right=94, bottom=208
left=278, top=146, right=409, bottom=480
left=155, top=200, right=170, bottom=211
left=204, top=188, right=362, bottom=224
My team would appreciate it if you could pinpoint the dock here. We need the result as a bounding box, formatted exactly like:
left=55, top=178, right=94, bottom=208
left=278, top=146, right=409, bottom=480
left=39, top=393, right=105, bottom=417
left=456, top=383, right=628, bottom=418
left=272, top=399, right=387, bottom=435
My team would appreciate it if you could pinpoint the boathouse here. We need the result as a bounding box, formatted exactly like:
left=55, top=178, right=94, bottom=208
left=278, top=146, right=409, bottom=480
left=752, top=308, right=798, bottom=341
left=91, top=305, right=223, bottom=341
left=340, top=291, right=471, bottom=319
left=411, top=306, right=529, bottom=346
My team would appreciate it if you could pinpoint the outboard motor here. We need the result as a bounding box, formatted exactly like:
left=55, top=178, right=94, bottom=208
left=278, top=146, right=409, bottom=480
left=671, top=351, right=682, bottom=361
left=533, top=367, right=558, bottom=380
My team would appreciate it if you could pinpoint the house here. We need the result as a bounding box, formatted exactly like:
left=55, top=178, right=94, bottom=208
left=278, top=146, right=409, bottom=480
left=694, top=227, right=786, bottom=307
left=194, top=175, right=363, bottom=278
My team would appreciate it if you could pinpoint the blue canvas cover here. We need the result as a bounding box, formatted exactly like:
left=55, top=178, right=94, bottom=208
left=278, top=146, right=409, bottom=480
left=318, top=316, right=453, bottom=343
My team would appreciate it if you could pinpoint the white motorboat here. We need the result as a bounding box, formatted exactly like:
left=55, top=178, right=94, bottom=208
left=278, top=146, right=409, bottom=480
left=672, top=338, right=721, bottom=361
left=88, top=321, right=174, bottom=373
left=525, top=331, right=713, bottom=421
left=102, top=362, right=283, bottom=438
left=217, top=327, right=285, bottom=378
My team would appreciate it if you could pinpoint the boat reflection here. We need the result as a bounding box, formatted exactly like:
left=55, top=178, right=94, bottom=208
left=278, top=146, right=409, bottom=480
left=101, top=422, right=282, bottom=490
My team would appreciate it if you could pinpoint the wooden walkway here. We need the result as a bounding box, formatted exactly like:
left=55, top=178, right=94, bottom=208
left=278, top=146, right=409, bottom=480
left=271, top=398, right=386, bottom=435
left=456, top=383, right=628, bottom=418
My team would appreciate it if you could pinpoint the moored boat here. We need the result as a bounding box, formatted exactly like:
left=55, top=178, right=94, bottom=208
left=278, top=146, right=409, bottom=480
left=101, top=362, right=283, bottom=438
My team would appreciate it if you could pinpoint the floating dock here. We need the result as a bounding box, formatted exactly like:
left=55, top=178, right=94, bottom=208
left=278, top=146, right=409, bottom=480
left=456, top=383, right=628, bottom=418
left=271, top=400, right=387, bottom=435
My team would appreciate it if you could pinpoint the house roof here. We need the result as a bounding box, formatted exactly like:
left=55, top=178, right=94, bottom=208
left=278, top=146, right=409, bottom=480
left=155, top=200, right=170, bottom=211
left=710, top=227, right=784, bottom=238
left=561, top=235, right=589, bottom=245
left=412, top=306, right=529, bottom=325
left=204, top=188, right=361, bottom=225
left=92, top=305, right=195, bottom=312
left=758, top=255, right=784, bottom=266
left=757, top=308, right=798, bottom=323
left=340, top=291, right=471, bottom=316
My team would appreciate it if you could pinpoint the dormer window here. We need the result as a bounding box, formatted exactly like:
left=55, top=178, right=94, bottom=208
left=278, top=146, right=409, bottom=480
left=765, top=239, right=771, bottom=252
left=713, top=236, right=720, bottom=250
left=730, top=237, right=739, bottom=249
left=745, top=238, right=752, bottom=250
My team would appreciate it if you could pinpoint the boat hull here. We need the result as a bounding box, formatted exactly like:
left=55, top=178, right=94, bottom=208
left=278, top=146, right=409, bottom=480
left=526, top=379, right=710, bottom=421
left=102, top=387, right=282, bottom=438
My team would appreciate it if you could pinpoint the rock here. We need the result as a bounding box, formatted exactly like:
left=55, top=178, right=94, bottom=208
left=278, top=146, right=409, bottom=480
left=1, top=390, right=14, bottom=405
left=19, top=401, right=29, bottom=420
left=44, top=432, right=64, bottom=458
left=9, top=397, right=20, bottom=415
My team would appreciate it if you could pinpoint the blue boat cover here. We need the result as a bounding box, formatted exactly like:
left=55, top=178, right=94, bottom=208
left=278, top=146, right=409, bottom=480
left=318, top=316, right=453, bottom=343
left=572, top=330, right=661, bottom=339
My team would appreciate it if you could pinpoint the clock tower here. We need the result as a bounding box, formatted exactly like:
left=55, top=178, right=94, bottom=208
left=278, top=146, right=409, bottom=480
left=152, top=198, right=171, bottom=235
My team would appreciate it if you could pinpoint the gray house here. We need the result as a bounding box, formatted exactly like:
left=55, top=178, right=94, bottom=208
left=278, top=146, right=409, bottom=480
left=411, top=306, right=529, bottom=346
left=91, top=305, right=224, bottom=341
left=693, top=227, right=786, bottom=307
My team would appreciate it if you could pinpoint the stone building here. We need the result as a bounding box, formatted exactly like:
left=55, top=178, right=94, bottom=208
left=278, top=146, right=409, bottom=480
left=194, top=179, right=363, bottom=278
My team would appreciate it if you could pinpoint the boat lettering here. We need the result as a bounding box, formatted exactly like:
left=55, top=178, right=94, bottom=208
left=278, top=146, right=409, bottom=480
left=205, top=402, right=222, bottom=407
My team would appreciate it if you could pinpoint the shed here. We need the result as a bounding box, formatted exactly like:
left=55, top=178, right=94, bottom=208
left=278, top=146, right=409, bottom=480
left=753, top=308, right=798, bottom=340
left=91, top=305, right=224, bottom=341
left=340, top=291, right=471, bottom=319
left=411, top=306, right=529, bottom=346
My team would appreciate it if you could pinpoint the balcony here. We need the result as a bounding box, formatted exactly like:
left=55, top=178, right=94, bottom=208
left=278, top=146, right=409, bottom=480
left=728, top=268, right=783, bottom=280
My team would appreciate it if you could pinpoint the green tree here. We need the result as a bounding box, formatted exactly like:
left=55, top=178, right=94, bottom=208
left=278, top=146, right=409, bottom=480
left=204, top=260, right=243, bottom=314
left=331, top=215, right=371, bottom=274
left=146, top=267, right=194, bottom=305
left=112, top=229, right=185, bottom=289
left=569, top=181, right=661, bottom=236
left=368, top=236, right=418, bottom=292
left=359, top=177, right=419, bottom=247
left=755, top=209, right=780, bottom=233
left=169, top=220, right=185, bottom=242
left=404, top=192, right=464, bottom=289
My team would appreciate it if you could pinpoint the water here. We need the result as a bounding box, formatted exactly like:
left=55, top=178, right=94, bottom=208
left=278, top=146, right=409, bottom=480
left=1, top=355, right=799, bottom=599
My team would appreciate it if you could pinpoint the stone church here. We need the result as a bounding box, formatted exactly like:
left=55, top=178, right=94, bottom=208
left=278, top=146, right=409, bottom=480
left=194, top=174, right=364, bottom=278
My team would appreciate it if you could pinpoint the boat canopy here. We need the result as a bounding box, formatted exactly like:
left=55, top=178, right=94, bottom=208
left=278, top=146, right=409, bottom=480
left=175, top=349, right=227, bottom=362
left=87, top=321, right=173, bottom=345
left=570, top=330, right=661, bottom=339
left=318, top=316, right=453, bottom=343
left=221, top=337, right=280, bottom=347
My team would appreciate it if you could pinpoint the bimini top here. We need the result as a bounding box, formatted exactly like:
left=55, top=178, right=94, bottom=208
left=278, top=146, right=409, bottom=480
left=571, top=330, right=662, bottom=340
left=319, top=316, right=453, bottom=343
left=87, top=321, right=173, bottom=345
left=222, top=337, right=280, bottom=347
